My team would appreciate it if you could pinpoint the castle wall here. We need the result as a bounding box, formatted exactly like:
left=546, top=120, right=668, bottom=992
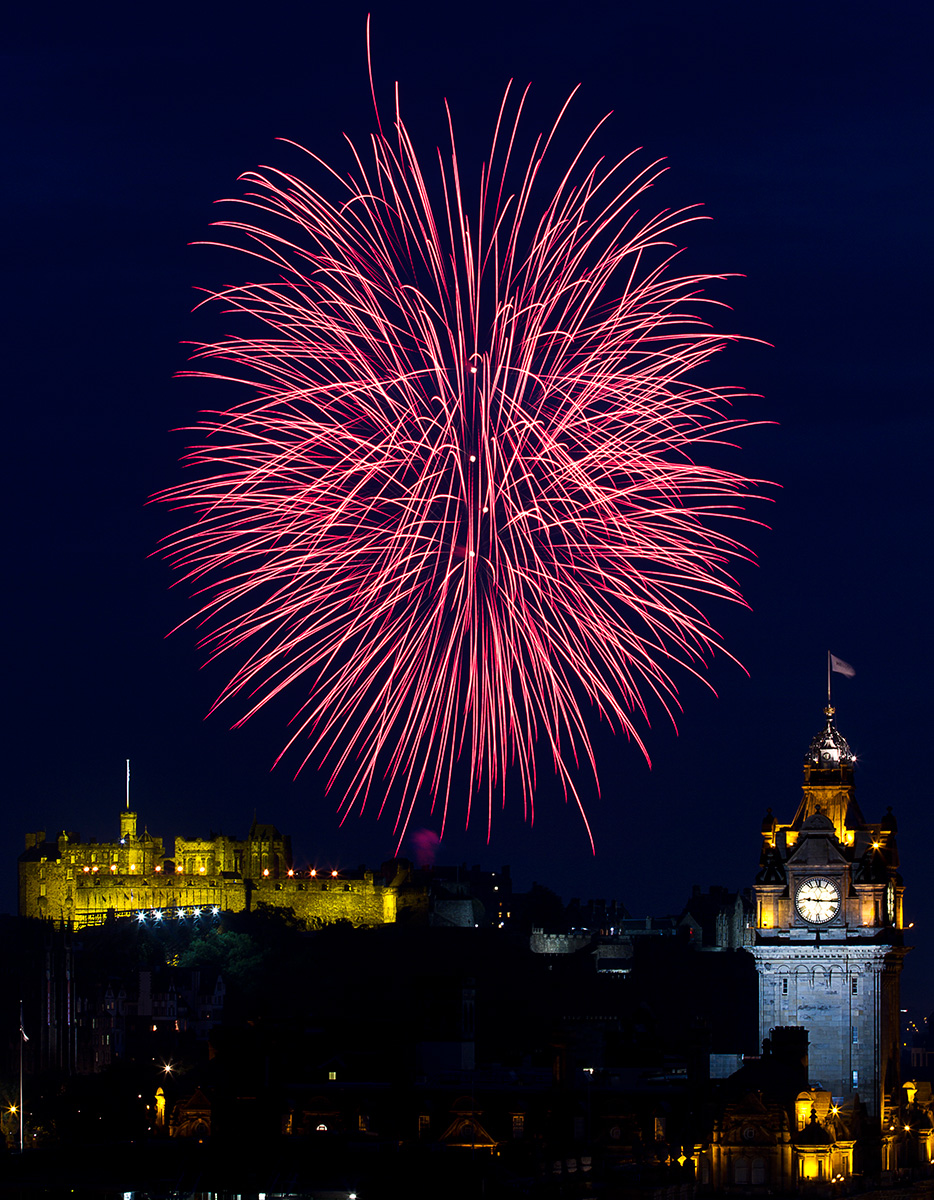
left=251, top=874, right=397, bottom=926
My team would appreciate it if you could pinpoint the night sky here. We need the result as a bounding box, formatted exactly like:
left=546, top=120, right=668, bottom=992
left=6, top=2, right=932, bottom=1010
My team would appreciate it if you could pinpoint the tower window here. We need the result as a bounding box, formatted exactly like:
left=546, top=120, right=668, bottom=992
left=851, top=1026, right=858, bottom=1044
left=781, top=978, right=788, bottom=996
left=852, top=1070, right=859, bottom=1088
left=851, top=977, right=858, bottom=995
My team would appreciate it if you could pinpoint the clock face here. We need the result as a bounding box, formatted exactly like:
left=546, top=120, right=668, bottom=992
left=795, top=877, right=840, bottom=924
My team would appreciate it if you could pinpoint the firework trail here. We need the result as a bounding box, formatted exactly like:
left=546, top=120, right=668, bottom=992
left=158, top=67, right=765, bottom=848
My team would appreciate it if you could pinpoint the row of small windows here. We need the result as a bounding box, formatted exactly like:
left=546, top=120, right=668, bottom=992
left=781, top=976, right=860, bottom=995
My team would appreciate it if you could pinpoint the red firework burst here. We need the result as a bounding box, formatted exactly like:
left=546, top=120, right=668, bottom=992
left=158, top=71, right=765, bottom=847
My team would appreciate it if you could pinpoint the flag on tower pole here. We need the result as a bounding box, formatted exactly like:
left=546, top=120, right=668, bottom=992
left=827, top=652, right=856, bottom=703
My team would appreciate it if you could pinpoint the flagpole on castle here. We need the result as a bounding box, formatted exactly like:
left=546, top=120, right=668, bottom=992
left=827, top=650, right=831, bottom=705
left=126, top=759, right=130, bottom=811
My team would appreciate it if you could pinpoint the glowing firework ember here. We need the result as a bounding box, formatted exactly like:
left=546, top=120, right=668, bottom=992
left=159, top=74, right=764, bottom=846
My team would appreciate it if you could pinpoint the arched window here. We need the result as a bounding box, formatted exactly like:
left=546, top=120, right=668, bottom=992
left=752, top=1157, right=767, bottom=1184
left=733, top=1157, right=750, bottom=1185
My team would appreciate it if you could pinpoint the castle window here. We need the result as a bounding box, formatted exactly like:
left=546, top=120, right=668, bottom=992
left=751, top=1158, right=767, bottom=1185
left=419, top=1114, right=430, bottom=1134
left=733, top=1157, right=750, bottom=1185
left=781, top=978, right=788, bottom=996
left=852, top=1026, right=859, bottom=1044
left=852, top=1070, right=858, bottom=1088
left=851, top=977, right=859, bottom=995
left=512, top=1114, right=525, bottom=1138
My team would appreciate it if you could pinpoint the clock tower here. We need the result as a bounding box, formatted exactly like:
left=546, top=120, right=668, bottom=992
left=751, top=705, right=907, bottom=1123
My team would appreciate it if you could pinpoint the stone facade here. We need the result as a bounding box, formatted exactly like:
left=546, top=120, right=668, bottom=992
left=750, top=705, right=907, bottom=1122
left=19, top=809, right=416, bottom=930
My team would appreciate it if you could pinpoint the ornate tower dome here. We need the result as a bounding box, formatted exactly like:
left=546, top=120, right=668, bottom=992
left=805, top=705, right=855, bottom=768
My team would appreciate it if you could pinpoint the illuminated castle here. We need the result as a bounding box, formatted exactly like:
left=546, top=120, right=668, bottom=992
left=19, top=808, right=419, bottom=929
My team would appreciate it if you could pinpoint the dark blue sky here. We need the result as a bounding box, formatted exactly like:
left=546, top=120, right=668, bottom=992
left=5, top=1, right=932, bottom=1009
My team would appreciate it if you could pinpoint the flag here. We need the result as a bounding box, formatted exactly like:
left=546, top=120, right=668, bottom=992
left=20, top=1012, right=28, bottom=1043
left=830, top=654, right=855, bottom=678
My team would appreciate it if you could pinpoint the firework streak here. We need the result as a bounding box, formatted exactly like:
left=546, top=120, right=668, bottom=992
left=158, top=79, right=765, bottom=846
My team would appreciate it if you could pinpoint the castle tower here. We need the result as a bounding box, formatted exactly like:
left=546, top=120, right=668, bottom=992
left=750, top=706, right=907, bottom=1124
left=120, top=810, right=137, bottom=842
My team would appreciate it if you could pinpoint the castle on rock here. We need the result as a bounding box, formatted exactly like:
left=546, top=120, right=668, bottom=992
left=19, top=810, right=417, bottom=929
